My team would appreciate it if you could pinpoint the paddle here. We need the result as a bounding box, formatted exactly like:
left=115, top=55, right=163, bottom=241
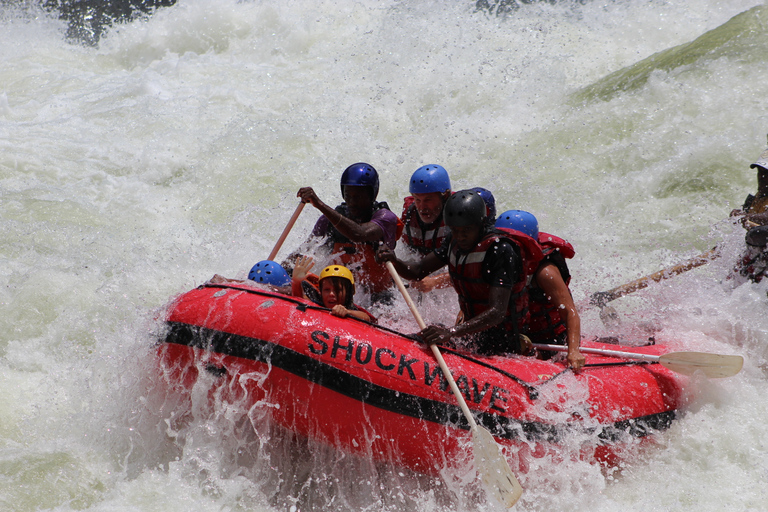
left=385, top=262, right=524, bottom=508
left=267, top=202, right=306, bottom=261
left=590, top=247, right=720, bottom=308
left=534, top=343, right=743, bottom=378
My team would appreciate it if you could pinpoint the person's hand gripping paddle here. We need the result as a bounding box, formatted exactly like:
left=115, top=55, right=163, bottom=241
left=385, top=261, right=523, bottom=508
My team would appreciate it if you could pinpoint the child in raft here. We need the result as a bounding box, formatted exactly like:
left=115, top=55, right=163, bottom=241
left=291, top=256, right=376, bottom=323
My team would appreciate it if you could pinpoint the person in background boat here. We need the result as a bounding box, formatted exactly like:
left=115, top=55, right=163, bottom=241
left=296, top=162, right=402, bottom=304
left=399, top=164, right=453, bottom=292
left=730, top=148, right=768, bottom=225
left=208, top=260, right=292, bottom=293
left=728, top=147, right=768, bottom=283
left=378, top=189, right=543, bottom=355
left=291, top=256, right=375, bottom=323
left=496, top=210, right=585, bottom=371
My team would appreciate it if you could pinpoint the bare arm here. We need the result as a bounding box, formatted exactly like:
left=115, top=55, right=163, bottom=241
left=535, top=263, right=585, bottom=370
left=743, top=211, right=768, bottom=226
left=298, top=187, right=383, bottom=242
left=291, top=255, right=315, bottom=298
left=209, top=274, right=241, bottom=284
left=330, top=305, right=372, bottom=323
left=420, top=286, right=511, bottom=344
left=410, top=271, right=452, bottom=293
left=377, top=246, right=446, bottom=281
left=452, top=286, right=510, bottom=336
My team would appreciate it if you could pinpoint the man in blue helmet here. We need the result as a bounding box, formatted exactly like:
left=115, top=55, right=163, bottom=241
left=400, top=164, right=453, bottom=292
left=297, top=162, right=401, bottom=303
left=730, top=148, right=768, bottom=225
left=379, top=189, right=543, bottom=355
left=496, top=210, right=584, bottom=371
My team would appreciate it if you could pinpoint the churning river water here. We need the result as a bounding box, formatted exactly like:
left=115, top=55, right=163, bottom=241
left=1, top=0, right=768, bottom=510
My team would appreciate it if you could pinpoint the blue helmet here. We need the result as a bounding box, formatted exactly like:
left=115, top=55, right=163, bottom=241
left=496, top=210, right=539, bottom=240
left=340, top=162, right=379, bottom=200
left=409, top=165, right=451, bottom=195
left=248, top=260, right=291, bottom=286
left=472, top=187, right=496, bottom=220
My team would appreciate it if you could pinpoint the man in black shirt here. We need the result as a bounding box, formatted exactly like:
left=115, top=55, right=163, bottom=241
left=379, top=189, right=539, bottom=355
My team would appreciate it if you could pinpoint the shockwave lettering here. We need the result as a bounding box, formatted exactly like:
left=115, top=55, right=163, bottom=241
left=308, top=329, right=513, bottom=411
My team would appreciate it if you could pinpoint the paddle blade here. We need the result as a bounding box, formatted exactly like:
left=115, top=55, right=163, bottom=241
left=599, top=304, right=622, bottom=328
left=659, top=351, right=744, bottom=378
left=472, top=427, right=523, bottom=508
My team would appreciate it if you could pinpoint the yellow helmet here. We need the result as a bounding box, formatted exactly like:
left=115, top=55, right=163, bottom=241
left=319, top=265, right=355, bottom=288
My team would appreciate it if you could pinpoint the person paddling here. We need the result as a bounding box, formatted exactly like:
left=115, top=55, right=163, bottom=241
left=399, top=164, right=453, bottom=292
left=496, top=210, right=585, bottom=371
left=731, top=148, right=768, bottom=225
left=378, top=189, right=543, bottom=355
left=296, top=162, right=402, bottom=304
left=729, top=147, right=768, bottom=283
left=291, top=256, right=375, bottom=323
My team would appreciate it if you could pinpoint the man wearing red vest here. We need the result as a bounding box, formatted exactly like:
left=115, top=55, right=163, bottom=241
left=496, top=210, right=585, bottom=370
left=399, top=164, right=453, bottom=292
left=297, top=162, right=401, bottom=304
left=379, top=189, right=542, bottom=355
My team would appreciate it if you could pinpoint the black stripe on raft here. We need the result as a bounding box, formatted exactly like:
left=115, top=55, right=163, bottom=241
left=162, top=321, right=675, bottom=445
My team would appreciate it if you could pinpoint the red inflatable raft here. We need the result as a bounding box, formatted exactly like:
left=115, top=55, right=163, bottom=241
left=156, top=282, right=688, bottom=475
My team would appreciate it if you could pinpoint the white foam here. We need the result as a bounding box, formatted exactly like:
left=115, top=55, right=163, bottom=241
left=1, top=0, right=766, bottom=510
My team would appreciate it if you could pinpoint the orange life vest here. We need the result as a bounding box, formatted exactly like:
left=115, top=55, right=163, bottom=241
left=328, top=201, right=402, bottom=296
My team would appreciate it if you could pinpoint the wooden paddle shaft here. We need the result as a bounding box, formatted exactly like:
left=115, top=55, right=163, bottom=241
left=386, top=261, right=524, bottom=506
left=385, top=262, right=480, bottom=431
left=267, top=202, right=305, bottom=261
left=591, top=247, right=719, bottom=307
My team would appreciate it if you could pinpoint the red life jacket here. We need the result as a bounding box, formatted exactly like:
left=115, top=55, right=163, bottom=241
left=447, top=228, right=543, bottom=336
left=400, top=196, right=448, bottom=255
left=527, top=232, right=575, bottom=343
left=329, top=201, right=403, bottom=296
